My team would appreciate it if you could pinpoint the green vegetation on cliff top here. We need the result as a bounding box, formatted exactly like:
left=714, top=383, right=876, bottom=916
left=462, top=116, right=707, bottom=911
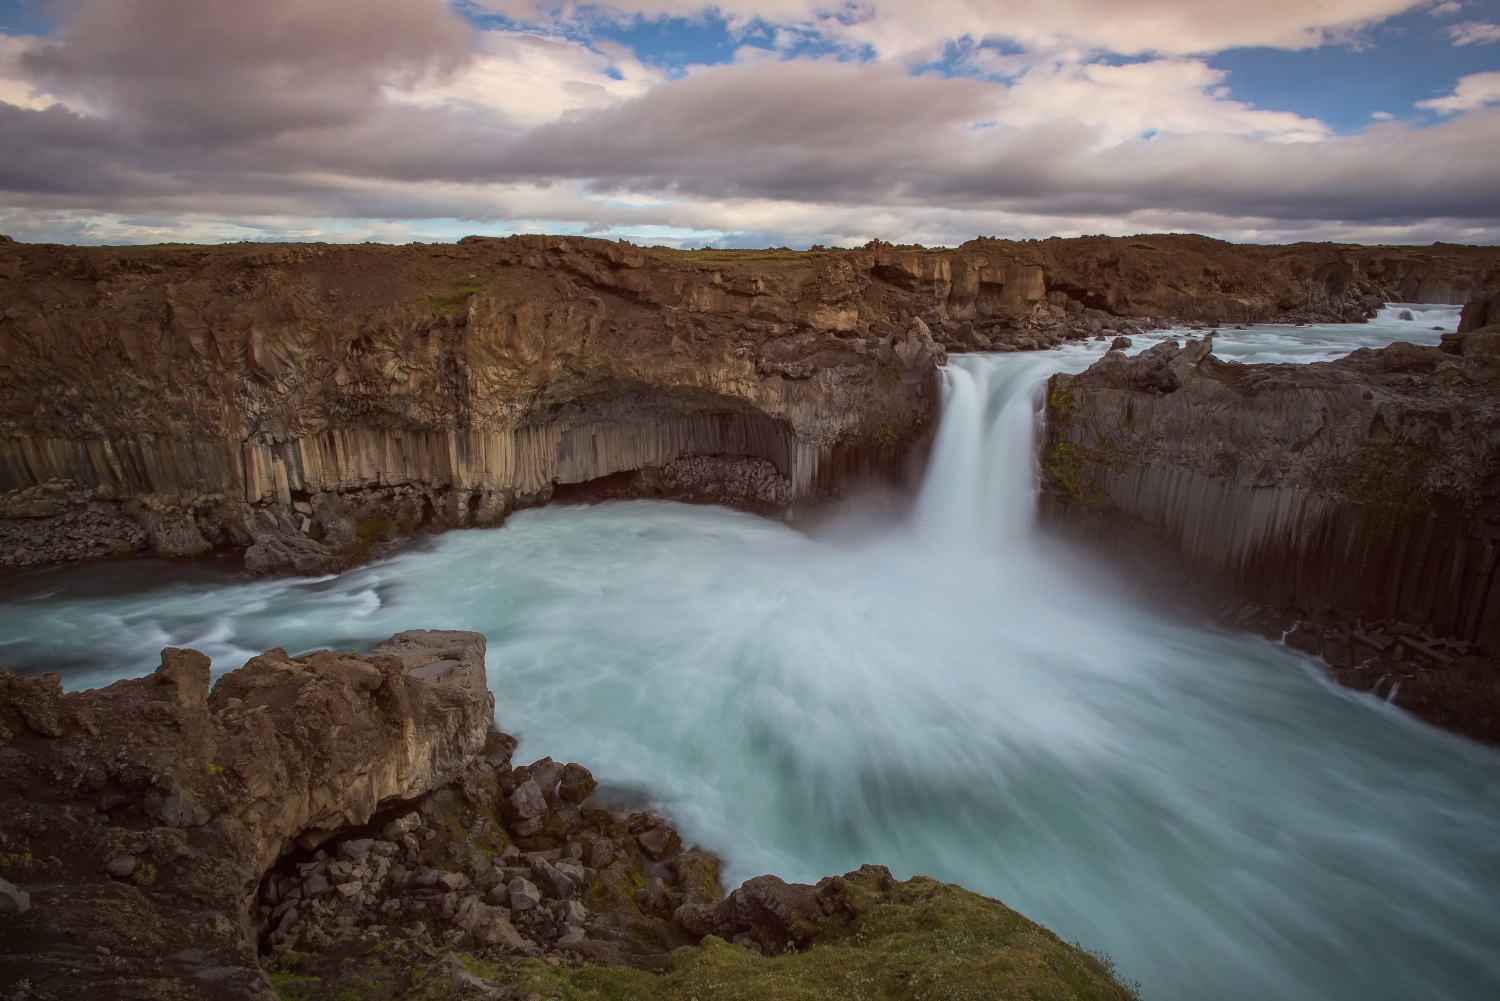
left=273, top=876, right=1141, bottom=1001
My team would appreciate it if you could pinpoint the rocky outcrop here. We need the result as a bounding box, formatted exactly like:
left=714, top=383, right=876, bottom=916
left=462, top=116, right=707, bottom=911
left=0, top=630, right=1141, bottom=1001
left=2, top=233, right=1496, bottom=574
left=0, top=630, right=494, bottom=998
left=1456, top=273, right=1499, bottom=334
left=1042, top=327, right=1500, bottom=743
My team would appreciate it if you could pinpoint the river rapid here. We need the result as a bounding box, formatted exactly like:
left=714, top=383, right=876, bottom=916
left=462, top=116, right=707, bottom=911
left=2, top=305, right=1497, bottom=1000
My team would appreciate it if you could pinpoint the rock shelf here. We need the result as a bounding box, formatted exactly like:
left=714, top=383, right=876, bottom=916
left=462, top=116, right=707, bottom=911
left=1042, top=286, right=1500, bottom=743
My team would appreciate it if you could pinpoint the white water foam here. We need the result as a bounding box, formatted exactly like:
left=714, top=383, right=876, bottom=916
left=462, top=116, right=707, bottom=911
left=1, top=315, right=1497, bottom=1001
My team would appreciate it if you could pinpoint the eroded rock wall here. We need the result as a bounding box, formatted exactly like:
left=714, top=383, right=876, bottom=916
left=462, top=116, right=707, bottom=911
left=2, top=232, right=1497, bottom=572
left=0, top=629, right=494, bottom=997
left=1042, top=323, right=1500, bottom=740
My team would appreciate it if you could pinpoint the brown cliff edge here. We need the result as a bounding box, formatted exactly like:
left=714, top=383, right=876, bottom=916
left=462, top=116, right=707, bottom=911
left=1042, top=282, right=1500, bottom=745
left=1, top=232, right=1496, bottom=574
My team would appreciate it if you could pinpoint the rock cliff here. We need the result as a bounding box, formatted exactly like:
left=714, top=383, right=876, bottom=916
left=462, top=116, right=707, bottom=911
left=1, top=232, right=1496, bottom=574
left=0, top=630, right=1139, bottom=1001
left=0, top=629, right=493, bottom=997
left=1042, top=316, right=1500, bottom=743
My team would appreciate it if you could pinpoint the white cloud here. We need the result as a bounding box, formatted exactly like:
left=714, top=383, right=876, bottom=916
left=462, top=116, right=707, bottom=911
left=393, top=30, right=665, bottom=129
left=989, top=59, right=1330, bottom=145
left=1428, top=2, right=1463, bottom=16
left=1417, top=71, right=1500, bottom=112
left=1445, top=21, right=1500, bottom=44
left=0, top=0, right=1495, bottom=248
left=476, top=0, right=1431, bottom=59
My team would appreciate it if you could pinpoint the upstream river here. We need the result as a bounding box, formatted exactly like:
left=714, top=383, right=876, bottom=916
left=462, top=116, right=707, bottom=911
left=2, top=304, right=1497, bottom=1001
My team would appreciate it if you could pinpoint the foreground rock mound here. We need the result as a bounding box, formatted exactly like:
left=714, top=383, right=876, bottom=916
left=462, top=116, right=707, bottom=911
left=0, top=630, right=1142, bottom=1000
left=1043, top=328, right=1500, bottom=743
left=0, top=630, right=492, bottom=998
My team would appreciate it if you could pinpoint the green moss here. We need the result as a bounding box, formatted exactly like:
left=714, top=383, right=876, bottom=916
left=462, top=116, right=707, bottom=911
left=270, top=878, right=1136, bottom=1001
left=1310, top=422, right=1465, bottom=516
left=132, top=863, right=156, bottom=885
left=423, top=275, right=489, bottom=316
left=416, top=789, right=514, bottom=872
left=458, top=954, right=501, bottom=980
left=523, top=877, right=1140, bottom=1001
left=357, top=517, right=395, bottom=540
left=673, top=852, right=724, bottom=904
left=269, top=969, right=323, bottom=1001
left=1041, top=379, right=1114, bottom=511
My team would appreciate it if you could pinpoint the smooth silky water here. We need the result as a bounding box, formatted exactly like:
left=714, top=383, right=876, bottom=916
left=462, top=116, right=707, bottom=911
left=3, top=305, right=1497, bottom=1000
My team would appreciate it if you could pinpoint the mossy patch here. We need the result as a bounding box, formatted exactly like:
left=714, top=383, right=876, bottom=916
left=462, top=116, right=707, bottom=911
left=272, top=878, right=1138, bottom=1001
left=522, top=877, right=1141, bottom=1001
left=357, top=516, right=395, bottom=540
left=1041, top=379, right=1112, bottom=509
left=423, top=275, right=489, bottom=316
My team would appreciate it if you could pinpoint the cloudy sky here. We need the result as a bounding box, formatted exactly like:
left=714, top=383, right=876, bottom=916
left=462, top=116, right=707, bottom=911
left=0, top=0, right=1497, bottom=247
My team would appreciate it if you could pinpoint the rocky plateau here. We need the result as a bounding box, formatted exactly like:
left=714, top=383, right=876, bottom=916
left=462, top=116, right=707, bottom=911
left=2, top=232, right=1495, bottom=575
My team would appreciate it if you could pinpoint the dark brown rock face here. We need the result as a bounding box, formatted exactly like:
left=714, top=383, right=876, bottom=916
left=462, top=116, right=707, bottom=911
left=1, top=233, right=1495, bottom=574
left=675, top=865, right=892, bottom=956
left=1456, top=275, right=1500, bottom=333
left=1042, top=331, right=1500, bottom=742
left=0, top=630, right=493, bottom=998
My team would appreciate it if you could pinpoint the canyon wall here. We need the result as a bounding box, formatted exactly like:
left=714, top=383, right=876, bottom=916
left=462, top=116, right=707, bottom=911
left=1, top=231, right=1497, bottom=572
left=1041, top=292, right=1500, bottom=741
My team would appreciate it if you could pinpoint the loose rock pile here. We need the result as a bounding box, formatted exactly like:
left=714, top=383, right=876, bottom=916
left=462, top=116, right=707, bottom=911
left=0, top=480, right=148, bottom=567
left=257, top=745, right=725, bottom=974
left=659, top=455, right=793, bottom=511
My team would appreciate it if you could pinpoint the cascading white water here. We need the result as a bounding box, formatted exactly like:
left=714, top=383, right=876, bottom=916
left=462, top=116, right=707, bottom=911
left=911, top=353, right=1050, bottom=548
left=2, top=308, right=1496, bottom=1001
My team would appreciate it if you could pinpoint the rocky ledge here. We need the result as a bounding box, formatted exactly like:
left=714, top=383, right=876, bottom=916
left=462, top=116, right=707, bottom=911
left=0, top=631, right=1139, bottom=1001
left=1042, top=286, right=1500, bottom=744
left=2, top=233, right=1495, bottom=577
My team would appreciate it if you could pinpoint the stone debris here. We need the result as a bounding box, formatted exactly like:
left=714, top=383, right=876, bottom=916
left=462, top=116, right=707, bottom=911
left=0, top=877, right=29, bottom=915
left=250, top=729, right=710, bottom=980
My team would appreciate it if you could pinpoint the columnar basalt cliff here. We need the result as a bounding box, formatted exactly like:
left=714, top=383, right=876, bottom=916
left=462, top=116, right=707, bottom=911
left=1042, top=289, right=1500, bottom=743
left=0, top=631, right=1140, bottom=1001
left=1, top=232, right=1496, bottom=573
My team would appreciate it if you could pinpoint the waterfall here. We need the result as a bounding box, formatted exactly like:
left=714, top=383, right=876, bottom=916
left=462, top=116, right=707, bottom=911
left=911, top=353, right=1059, bottom=549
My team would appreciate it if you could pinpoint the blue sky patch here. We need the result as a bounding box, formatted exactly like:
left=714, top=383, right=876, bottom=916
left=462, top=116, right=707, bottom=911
left=1210, top=3, right=1500, bottom=131
left=0, top=0, right=53, bottom=35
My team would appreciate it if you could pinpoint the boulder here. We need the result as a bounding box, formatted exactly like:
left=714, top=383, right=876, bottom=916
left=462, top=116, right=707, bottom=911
left=454, top=896, right=529, bottom=951
left=506, top=779, right=547, bottom=821
left=558, top=762, right=597, bottom=804
left=675, top=867, right=889, bottom=956
left=529, top=857, right=577, bottom=901
left=528, top=757, right=566, bottom=797
left=0, top=878, right=29, bottom=915
left=634, top=876, right=669, bottom=918
left=636, top=823, right=683, bottom=861
left=508, top=877, right=542, bottom=912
